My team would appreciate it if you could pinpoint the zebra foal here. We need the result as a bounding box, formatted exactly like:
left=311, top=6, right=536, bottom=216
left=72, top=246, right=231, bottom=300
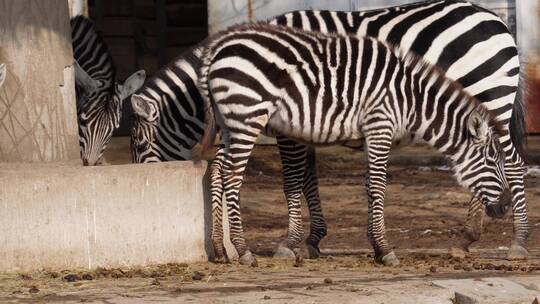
left=199, top=23, right=518, bottom=266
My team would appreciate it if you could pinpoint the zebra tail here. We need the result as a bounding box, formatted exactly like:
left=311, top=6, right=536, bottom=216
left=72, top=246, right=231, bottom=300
left=198, top=43, right=217, bottom=154
left=510, top=71, right=528, bottom=162
left=201, top=110, right=217, bottom=153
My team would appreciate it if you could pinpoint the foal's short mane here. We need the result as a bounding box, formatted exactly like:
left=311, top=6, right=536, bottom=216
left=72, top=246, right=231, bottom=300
left=395, top=48, right=505, bottom=137
left=135, top=44, right=205, bottom=97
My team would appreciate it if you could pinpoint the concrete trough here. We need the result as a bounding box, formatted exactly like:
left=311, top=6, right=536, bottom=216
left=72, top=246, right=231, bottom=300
left=0, top=161, right=211, bottom=273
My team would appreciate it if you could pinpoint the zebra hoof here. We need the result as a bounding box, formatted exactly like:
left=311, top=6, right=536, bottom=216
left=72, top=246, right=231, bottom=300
left=507, top=244, right=528, bottom=260
left=449, top=247, right=467, bottom=260
left=381, top=251, right=400, bottom=267
left=239, top=251, right=258, bottom=267
left=306, top=244, right=321, bottom=259
left=212, top=255, right=230, bottom=264
left=273, top=243, right=296, bottom=259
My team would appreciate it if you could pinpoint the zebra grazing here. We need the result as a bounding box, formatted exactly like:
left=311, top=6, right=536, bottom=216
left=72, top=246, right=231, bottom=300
left=198, top=23, right=526, bottom=267
left=0, top=64, right=5, bottom=88
left=130, top=0, right=527, bottom=262
left=71, top=15, right=146, bottom=166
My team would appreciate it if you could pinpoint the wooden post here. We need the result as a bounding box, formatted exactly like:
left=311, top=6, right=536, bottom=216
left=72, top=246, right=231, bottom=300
left=68, top=0, right=89, bottom=17
left=0, top=0, right=79, bottom=162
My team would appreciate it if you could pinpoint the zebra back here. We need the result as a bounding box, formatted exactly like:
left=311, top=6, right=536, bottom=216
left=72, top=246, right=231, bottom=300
left=200, top=22, right=505, bottom=143
left=71, top=15, right=116, bottom=97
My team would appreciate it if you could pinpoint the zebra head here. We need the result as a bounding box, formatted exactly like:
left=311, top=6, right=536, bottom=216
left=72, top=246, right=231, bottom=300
left=75, top=62, right=146, bottom=165
left=130, top=93, right=196, bottom=163
left=130, top=94, right=161, bottom=163
left=0, top=63, right=6, bottom=88
left=453, top=108, right=509, bottom=218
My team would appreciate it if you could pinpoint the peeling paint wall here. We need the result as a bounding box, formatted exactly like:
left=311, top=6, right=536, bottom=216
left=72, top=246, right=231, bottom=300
left=0, top=0, right=80, bottom=162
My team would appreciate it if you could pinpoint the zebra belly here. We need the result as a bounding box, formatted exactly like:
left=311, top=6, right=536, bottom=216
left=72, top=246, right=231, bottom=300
left=268, top=110, right=364, bottom=145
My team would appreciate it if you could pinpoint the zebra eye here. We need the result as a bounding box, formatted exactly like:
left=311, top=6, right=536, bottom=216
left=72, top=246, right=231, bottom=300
left=78, top=113, right=90, bottom=124
left=484, top=145, right=499, bottom=164
left=136, top=140, right=150, bottom=149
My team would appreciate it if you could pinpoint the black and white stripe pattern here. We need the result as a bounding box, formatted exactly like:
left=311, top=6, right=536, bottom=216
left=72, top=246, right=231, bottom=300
left=198, top=23, right=517, bottom=266
left=130, top=0, right=527, bottom=262
left=71, top=15, right=145, bottom=166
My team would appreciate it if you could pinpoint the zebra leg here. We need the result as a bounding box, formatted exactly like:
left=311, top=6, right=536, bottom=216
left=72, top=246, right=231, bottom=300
left=449, top=198, right=483, bottom=259
left=274, top=136, right=307, bottom=259
left=365, top=132, right=398, bottom=266
left=221, top=125, right=266, bottom=267
left=505, top=156, right=529, bottom=260
left=303, top=146, right=327, bottom=259
left=210, top=146, right=229, bottom=263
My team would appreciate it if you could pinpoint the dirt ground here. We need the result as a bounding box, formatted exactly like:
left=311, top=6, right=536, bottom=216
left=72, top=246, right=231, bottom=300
left=1, top=140, right=540, bottom=303
left=239, top=144, right=540, bottom=256
left=1, top=255, right=539, bottom=303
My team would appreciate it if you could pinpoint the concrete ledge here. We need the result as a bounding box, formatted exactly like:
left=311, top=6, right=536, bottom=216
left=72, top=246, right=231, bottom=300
left=0, top=161, right=210, bottom=273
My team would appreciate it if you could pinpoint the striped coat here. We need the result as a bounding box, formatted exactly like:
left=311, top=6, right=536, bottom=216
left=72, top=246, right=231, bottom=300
left=199, top=23, right=515, bottom=266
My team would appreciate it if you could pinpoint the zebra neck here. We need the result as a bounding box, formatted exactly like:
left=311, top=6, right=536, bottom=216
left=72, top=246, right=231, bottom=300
left=407, top=64, right=474, bottom=163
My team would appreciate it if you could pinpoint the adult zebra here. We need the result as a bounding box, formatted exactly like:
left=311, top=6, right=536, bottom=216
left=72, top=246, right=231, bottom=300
left=198, top=22, right=515, bottom=266
left=71, top=15, right=146, bottom=166
left=130, top=0, right=527, bottom=263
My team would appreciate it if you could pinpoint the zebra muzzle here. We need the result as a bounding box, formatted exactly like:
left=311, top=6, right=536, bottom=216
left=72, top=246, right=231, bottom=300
left=485, top=189, right=511, bottom=219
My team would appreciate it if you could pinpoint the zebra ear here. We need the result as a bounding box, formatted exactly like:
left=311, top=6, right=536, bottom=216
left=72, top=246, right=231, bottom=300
left=74, top=61, right=98, bottom=93
left=0, top=63, right=6, bottom=88
left=117, top=70, right=146, bottom=101
left=131, top=94, right=155, bottom=121
left=468, top=110, right=489, bottom=144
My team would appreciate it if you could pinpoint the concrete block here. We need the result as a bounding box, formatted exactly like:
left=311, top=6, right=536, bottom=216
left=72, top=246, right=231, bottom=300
left=433, top=277, right=540, bottom=303
left=0, top=161, right=211, bottom=272
left=454, top=292, right=479, bottom=304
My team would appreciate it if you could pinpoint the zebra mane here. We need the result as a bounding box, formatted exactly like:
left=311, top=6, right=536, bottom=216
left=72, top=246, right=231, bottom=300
left=396, top=48, right=505, bottom=137
left=71, top=15, right=116, bottom=94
